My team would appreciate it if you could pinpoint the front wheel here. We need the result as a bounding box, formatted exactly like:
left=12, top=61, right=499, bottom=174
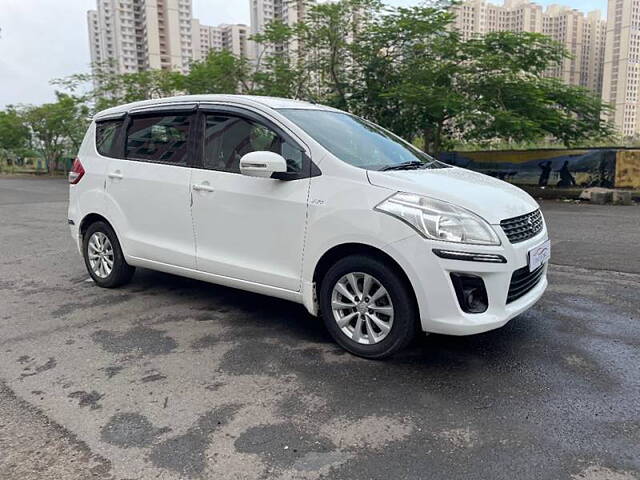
left=82, top=221, right=135, bottom=288
left=319, top=255, right=417, bottom=359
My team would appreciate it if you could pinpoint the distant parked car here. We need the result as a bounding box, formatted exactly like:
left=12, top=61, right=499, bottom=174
left=68, top=95, right=549, bottom=358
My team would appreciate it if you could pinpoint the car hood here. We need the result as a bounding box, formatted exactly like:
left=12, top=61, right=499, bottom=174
left=367, top=167, right=539, bottom=224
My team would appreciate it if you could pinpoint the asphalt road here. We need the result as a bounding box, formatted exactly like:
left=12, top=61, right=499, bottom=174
left=0, top=176, right=638, bottom=480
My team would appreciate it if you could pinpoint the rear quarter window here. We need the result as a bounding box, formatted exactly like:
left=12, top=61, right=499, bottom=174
left=95, top=120, right=123, bottom=157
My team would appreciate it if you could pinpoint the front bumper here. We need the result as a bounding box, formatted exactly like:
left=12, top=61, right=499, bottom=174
left=384, top=226, right=549, bottom=336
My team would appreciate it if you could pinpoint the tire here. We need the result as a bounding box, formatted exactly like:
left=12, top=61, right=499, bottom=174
left=82, top=221, right=135, bottom=288
left=319, top=254, right=417, bottom=359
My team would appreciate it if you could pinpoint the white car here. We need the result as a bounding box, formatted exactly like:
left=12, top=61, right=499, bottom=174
left=68, top=95, right=549, bottom=359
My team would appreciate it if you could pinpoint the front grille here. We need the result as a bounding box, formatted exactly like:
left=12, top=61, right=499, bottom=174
left=500, top=209, right=543, bottom=244
left=507, top=264, right=545, bottom=304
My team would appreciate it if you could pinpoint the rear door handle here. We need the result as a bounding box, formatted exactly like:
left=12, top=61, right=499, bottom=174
left=108, top=171, right=123, bottom=180
left=192, top=183, right=214, bottom=192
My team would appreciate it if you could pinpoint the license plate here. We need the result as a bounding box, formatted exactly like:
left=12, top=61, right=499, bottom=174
left=528, top=239, right=550, bottom=272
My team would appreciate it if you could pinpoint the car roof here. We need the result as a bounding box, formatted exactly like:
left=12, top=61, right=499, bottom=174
left=93, top=94, right=338, bottom=121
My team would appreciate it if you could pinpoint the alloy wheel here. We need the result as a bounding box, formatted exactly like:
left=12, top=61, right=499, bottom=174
left=331, top=272, right=394, bottom=345
left=87, top=231, right=114, bottom=279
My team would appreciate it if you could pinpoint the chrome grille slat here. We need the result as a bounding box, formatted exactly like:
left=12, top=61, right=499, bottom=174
left=500, top=209, right=543, bottom=243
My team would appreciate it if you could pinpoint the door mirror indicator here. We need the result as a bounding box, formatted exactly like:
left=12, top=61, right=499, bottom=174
left=240, top=151, right=288, bottom=178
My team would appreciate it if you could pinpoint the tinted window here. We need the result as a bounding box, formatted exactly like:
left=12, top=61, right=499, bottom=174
left=278, top=109, right=447, bottom=171
left=96, top=120, right=122, bottom=157
left=203, top=114, right=303, bottom=173
left=126, top=114, right=191, bottom=165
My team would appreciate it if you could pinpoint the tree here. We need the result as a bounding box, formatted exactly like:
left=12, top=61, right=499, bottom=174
left=54, top=93, right=91, bottom=153
left=180, top=50, right=250, bottom=94
left=0, top=107, right=31, bottom=163
left=350, top=4, right=461, bottom=150
left=300, top=0, right=382, bottom=108
left=347, top=5, right=613, bottom=154
left=350, top=7, right=458, bottom=144
left=53, top=61, right=182, bottom=112
left=23, top=93, right=90, bottom=174
left=250, top=20, right=307, bottom=98
left=454, top=32, right=614, bottom=149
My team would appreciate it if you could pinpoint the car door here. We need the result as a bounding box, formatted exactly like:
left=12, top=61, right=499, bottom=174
left=105, top=106, right=197, bottom=269
left=190, top=106, right=312, bottom=291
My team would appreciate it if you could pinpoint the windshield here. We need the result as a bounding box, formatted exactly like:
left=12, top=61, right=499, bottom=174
left=278, top=108, right=448, bottom=171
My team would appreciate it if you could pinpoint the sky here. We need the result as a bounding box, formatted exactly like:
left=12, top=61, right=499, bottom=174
left=0, top=0, right=608, bottom=108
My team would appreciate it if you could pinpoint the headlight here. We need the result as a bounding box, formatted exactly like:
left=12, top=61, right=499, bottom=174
left=375, top=192, right=501, bottom=245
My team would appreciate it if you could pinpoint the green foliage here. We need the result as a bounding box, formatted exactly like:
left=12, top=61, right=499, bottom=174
left=453, top=32, right=614, bottom=151
left=301, top=0, right=383, bottom=108
left=348, top=9, right=613, bottom=154
left=250, top=20, right=307, bottom=98
left=22, top=93, right=90, bottom=173
left=0, top=107, right=31, bottom=161
left=180, top=50, right=250, bottom=94
left=52, top=60, right=182, bottom=111
left=352, top=5, right=463, bottom=149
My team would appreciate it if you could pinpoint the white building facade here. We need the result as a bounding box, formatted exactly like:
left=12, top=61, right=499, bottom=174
left=601, top=0, right=640, bottom=137
left=88, top=0, right=253, bottom=76
left=451, top=0, right=607, bottom=95
left=87, top=0, right=194, bottom=74
left=191, top=21, right=253, bottom=62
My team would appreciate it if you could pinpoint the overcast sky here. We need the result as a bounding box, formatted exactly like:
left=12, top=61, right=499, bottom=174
left=0, top=0, right=608, bottom=108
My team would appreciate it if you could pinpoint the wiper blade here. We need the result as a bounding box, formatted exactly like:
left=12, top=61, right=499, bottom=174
left=379, top=161, right=424, bottom=171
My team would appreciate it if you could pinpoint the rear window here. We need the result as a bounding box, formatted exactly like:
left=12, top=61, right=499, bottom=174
left=95, top=120, right=123, bottom=157
left=125, top=114, right=191, bottom=165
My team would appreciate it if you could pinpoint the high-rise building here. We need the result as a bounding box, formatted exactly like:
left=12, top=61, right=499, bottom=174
left=191, top=21, right=253, bottom=61
left=450, top=0, right=607, bottom=95
left=602, top=0, right=640, bottom=137
left=543, top=6, right=607, bottom=93
left=249, top=0, right=316, bottom=60
left=87, top=0, right=194, bottom=75
left=581, top=10, right=608, bottom=96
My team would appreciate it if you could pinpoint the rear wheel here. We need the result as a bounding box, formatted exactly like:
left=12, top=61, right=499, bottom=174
left=319, top=255, right=417, bottom=359
left=83, top=221, right=134, bottom=288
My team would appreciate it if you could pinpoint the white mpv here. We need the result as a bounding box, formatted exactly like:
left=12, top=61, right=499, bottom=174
left=68, top=95, right=549, bottom=358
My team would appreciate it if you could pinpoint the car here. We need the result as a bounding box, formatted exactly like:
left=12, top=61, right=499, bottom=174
left=68, top=95, right=550, bottom=359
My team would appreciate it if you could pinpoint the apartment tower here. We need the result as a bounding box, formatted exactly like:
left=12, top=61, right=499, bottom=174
left=602, top=0, right=640, bottom=137
left=451, top=0, right=607, bottom=95
left=250, top=0, right=316, bottom=60
left=87, top=0, right=194, bottom=74
left=191, top=21, right=253, bottom=61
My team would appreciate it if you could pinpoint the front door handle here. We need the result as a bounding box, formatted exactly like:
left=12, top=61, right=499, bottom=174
left=192, top=183, right=214, bottom=192
left=108, top=171, right=123, bottom=180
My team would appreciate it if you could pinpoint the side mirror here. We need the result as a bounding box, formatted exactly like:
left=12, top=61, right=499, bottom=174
left=239, top=151, right=287, bottom=178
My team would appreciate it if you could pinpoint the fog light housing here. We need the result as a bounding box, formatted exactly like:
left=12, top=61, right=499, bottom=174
left=450, top=273, right=488, bottom=314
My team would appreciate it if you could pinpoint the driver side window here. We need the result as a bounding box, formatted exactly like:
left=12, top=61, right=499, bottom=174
left=203, top=113, right=303, bottom=174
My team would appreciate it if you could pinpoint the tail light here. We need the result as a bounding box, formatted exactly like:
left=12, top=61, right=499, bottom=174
left=69, top=158, right=85, bottom=184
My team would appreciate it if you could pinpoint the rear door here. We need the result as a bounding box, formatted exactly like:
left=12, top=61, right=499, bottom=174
left=190, top=106, right=313, bottom=291
left=105, top=106, right=197, bottom=269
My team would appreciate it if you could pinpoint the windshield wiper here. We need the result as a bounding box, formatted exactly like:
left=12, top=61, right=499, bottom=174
left=380, top=161, right=425, bottom=171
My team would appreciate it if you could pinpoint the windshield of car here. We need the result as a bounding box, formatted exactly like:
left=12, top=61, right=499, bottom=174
left=277, top=108, right=449, bottom=171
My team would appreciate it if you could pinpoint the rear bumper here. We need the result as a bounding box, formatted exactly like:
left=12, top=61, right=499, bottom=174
left=383, top=228, right=548, bottom=336
left=68, top=196, right=82, bottom=255
left=69, top=223, right=82, bottom=255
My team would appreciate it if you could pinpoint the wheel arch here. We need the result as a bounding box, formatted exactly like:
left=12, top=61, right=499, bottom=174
left=79, top=213, right=116, bottom=243
left=312, top=242, right=420, bottom=317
